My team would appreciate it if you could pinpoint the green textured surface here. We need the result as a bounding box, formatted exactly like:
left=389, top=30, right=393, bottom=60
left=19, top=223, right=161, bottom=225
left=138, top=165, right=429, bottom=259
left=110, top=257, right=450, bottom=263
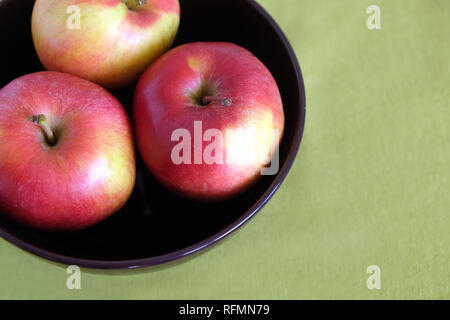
left=0, top=0, right=449, bottom=299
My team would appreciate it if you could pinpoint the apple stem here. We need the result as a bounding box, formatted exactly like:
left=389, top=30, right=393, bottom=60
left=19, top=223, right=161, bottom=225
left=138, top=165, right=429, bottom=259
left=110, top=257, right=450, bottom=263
left=221, top=98, right=233, bottom=107
left=202, top=96, right=233, bottom=107
left=123, top=0, right=146, bottom=10
left=27, top=114, right=56, bottom=145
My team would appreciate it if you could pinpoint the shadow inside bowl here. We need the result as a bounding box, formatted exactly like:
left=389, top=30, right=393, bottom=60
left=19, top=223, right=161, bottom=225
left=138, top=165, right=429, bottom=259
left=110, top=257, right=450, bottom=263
left=0, top=0, right=305, bottom=269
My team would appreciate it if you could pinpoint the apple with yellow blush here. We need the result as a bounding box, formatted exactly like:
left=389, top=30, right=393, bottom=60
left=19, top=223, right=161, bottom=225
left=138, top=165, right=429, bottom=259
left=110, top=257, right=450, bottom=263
left=133, top=42, right=285, bottom=201
left=0, top=72, right=136, bottom=230
left=31, top=0, right=180, bottom=89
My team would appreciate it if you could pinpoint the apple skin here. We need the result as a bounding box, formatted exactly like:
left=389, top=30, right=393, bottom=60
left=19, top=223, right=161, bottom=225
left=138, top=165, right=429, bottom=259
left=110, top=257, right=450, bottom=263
left=133, top=42, right=285, bottom=201
left=0, top=71, right=136, bottom=231
left=32, top=0, right=180, bottom=89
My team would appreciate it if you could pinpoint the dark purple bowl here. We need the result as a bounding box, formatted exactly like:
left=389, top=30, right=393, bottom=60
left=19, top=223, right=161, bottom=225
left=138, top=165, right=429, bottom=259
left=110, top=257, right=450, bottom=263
left=0, top=0, right=306, bottom=269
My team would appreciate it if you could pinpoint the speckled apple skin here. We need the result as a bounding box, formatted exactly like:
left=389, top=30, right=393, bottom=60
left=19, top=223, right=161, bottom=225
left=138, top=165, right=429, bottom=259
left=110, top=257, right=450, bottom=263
left=32, top=0, right=180, bottom=88
left=133, top=42, right=285, bottom=201
left=0, top=71, right=136, bottom=230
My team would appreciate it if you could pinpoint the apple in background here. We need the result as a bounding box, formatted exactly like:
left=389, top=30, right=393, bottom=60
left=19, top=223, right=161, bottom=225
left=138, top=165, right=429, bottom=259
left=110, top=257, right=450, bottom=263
left=31, top=0, right=180, bottom=89
left=133, top=42, right=285, bottom=201
left=0, top=71, right=136, bottom=230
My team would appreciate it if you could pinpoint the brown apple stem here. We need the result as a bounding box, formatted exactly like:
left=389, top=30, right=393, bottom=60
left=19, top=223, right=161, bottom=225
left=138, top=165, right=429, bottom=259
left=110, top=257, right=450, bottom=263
left=123, top=0, right=146, bottom=10
left=202, top=96, right=233, bottom=107
left=202, top=96, right=215, bottom=105
left=27, top=114, right=56, bottom=145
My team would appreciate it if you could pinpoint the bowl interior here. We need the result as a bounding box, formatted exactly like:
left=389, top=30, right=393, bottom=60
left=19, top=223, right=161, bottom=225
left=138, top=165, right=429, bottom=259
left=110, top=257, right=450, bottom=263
left=0, top=0, right=305, bottom=268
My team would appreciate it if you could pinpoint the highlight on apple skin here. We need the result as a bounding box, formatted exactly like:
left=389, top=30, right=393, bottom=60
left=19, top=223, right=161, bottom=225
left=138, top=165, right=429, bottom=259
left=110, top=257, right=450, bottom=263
left=0, top=71, right=136, bottom=231
left=31, top=0, right=180, bottom=89
left=133, top=42, right=285, bottom=201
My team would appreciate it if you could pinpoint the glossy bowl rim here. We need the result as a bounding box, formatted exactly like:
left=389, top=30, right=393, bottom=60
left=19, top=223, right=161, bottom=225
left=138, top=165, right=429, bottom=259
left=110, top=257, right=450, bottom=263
left=0, top=0, right=306, bottom=269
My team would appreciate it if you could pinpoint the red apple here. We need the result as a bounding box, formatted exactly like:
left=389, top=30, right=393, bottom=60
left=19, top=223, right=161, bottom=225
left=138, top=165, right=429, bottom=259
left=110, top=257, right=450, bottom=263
left=0, top=71, right=136, bottom=230
left=32, top=0, right=180, bottom=89
left=133, top=42, right=284, bottom=201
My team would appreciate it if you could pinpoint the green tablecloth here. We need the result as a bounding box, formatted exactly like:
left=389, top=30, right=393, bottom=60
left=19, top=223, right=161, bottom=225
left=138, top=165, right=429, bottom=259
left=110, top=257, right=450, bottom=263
left=0, top=0, right=448, bottom=299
